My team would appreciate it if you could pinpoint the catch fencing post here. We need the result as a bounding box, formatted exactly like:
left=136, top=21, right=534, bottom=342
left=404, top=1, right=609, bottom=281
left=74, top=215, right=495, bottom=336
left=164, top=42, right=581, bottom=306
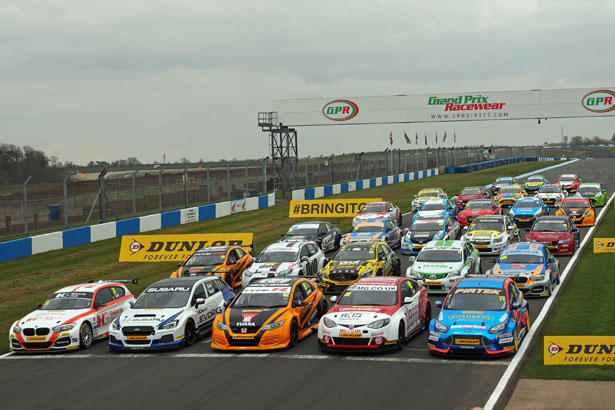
left=245, top=162, right=249, bottom=197
left=305, top=156, right=310, bottom=187
left=184, top=167, right=189, bottom=208
left=132, top=170, right=138, bottom=217
left=158, top=165, right=164, bottom=213
left=63, top=172, right=76, bottom=228
left=262, top=158, right=267, bottom=195
left=206, top=164, right=211, bottom=203
left=23, top=176, right=32, bottom=236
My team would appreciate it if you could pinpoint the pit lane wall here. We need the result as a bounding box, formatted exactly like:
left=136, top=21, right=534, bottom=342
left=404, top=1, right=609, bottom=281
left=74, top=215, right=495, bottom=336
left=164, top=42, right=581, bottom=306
left=0, top=192, right=276, bottom=263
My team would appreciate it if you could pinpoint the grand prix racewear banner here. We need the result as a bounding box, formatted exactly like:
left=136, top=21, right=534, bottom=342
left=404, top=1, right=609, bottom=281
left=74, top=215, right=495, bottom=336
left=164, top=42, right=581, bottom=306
left=272, top=87, right=615, bottom=126
left=119, top=234, right=253, bottom=262
left=289, top=198, right=381, bottom=218
left=593, top=238, right=615, bottom=253
left=544, top=336, right=615, bottom=365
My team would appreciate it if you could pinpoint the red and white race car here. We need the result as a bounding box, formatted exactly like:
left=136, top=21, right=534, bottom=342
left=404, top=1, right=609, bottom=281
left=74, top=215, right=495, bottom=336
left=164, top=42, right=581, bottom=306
left=317, top=277, right=431, bottom=351
left=9, top=280, right=136, bottom=352
left=353, top=201, right=402, bottom=226
left=457, top=199, right=502, bottom=227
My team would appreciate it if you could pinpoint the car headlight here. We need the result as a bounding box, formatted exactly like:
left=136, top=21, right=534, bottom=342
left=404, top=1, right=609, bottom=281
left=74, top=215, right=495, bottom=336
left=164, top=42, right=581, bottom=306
left=557, top=238, right=570, bottom=245
left=506, top=209, right=514, bottom=216
left=263, top=320, right=285, bottom=331
left=52, top=323, right=77, bottom=332
left=447, top=269, right=461, bottom=278
left=532, top=275, right=545, bottom=281
left=323, top=317, right=337, bottom=328
left=495, top=235, right=507, bottom=243
left=596, top=192, right=603, bottom=198
left=434, top=320, right=448, bottom=333
left=12, top=325, right=21, bottom=334
left=359, top=269, right=373, bottom=278
left=277, top=268, right=292, bottom=277
left=244, top=270, right=253, bottom=277
left=367, top=318, right=390, bottom=329
left=159, top=319, right=179, bottom=330
left=433, top=231, right=445, bottom=239
left=489, top=322, right=507, bottom=334
left=407, top=269, right=419, bottom=279
left=111, top=318, right=121, bottom=331
left=216, top=321, right=228, bottom=331
left=534, top=209, right=542, bottom=216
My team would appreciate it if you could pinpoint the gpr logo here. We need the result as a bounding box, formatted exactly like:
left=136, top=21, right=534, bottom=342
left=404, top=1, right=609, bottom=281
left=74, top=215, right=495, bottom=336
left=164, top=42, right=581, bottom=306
left=582, top=90, right=615, bottom=113
left=322, top=100, right=359, bottom=121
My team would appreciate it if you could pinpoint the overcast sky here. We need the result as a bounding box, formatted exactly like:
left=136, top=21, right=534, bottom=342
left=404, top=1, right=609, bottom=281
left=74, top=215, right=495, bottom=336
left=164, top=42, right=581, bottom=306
left=1, top=0, right=614, bottom=164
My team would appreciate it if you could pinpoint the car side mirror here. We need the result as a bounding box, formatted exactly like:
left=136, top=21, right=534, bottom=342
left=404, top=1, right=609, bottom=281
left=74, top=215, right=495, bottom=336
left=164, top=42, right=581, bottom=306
left=403, top=297, right=412, bottom=304
left=408, top=256, right=416, bottom=264
left=435, top=300, right=443, bottom=308
left=330, top=296, right=338, bottom=303
left=195, top=297, right=205, bottom=306
left=507, top=225, right=514, bottom=230
left=301, top=256, right=309, bottom=262
left=447, top=226, right=453, bottom=231
left=292, top=299, right=306, bottom=308
left=323, top=258, right=330, bottom=266
left=404, top=227, right=409, bottom=232
left=512, top=302, right=521, bottom=310
left=35, top=303, right=42, bottom=309
left=490, top=257, right=497, bottom=263
left=178, top=262, right=183, bottom=267
left=129, top=301, right=135, bottom=308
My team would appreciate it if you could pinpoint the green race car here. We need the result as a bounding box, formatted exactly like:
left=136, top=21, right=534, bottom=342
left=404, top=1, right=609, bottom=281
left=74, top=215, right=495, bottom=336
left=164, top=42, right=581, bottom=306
left=575, top=183, right=607, bottom=207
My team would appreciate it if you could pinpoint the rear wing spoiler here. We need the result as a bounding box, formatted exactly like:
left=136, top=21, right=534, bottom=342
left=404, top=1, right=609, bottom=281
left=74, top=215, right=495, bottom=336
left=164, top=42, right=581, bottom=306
left=89, top=279, right=138, bottom=284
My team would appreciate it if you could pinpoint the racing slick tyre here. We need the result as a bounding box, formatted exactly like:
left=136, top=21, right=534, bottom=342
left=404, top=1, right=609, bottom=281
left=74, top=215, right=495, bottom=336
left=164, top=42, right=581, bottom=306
left=397, top=215, right=402, bottom=226
left=393, top=261, right=402, bottom=277
left=79, top=322, right=93, bottom=349
left=289, top=319, right=299, bottom=348
left=396, top=323, right=406, bottom=350
left=513, top=327, right=519, bottom=353
left=334, top=234, right=341, bottom=251
left=376, top=269, right=383, bottom=277
left=422, top=304, right=432, bottom=332
left=184, top=320, right=197, bottom=347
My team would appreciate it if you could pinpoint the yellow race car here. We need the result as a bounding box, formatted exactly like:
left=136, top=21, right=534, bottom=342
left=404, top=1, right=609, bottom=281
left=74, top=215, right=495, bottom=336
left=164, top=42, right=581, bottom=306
left=495, top=185, right=527, bottom=208
left=319, top=241, right=401, bottom=293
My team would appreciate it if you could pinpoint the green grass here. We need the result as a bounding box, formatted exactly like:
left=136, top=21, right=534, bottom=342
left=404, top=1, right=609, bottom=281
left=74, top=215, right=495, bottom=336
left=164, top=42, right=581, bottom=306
left=520, top=205, right=615, bottom=380
left=0, top=160, right=561, bottom=353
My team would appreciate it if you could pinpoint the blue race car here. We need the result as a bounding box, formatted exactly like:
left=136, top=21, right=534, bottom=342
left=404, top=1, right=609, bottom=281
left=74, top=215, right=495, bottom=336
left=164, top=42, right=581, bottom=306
left=486, top=243, right=560, bottom=297
left=506, top=197, right=549, bottom=226
left=401, top=216, right=461, bottom=255
left=340, top=218, right=402, bottom=248
left=412, top=199, right=457, bottom=224
left=428, top=275, right=530, bottom=355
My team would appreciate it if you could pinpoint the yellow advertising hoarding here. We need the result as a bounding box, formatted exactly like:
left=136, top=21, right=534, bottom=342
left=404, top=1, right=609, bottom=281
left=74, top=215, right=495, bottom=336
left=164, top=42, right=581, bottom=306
left=593, top=238, right=615, bottom=253
left=119, top=234, right=253, bottom=262
left=544, top=336, right=615, bottom=365
left=289, top=198, right=382, bottom=218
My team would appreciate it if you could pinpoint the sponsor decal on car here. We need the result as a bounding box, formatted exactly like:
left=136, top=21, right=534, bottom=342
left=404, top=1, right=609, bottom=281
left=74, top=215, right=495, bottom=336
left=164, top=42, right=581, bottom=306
left=544, top=336, right=615, bottom=365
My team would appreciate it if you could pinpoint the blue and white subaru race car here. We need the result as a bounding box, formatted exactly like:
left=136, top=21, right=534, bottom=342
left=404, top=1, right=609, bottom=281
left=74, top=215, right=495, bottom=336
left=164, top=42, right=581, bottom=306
left=412, top=199, right=457, bottom=224
left=428, top=275, right=530, bottom=356
left=108, top=277, right=234, bottom=351
left=506, top=197, right=549, bottom=226
left=486, top=243, right=560, bottom=297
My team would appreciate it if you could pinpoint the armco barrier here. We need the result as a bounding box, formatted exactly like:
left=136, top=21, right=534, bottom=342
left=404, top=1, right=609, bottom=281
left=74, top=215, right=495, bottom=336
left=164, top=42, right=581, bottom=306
left=445, top=157, right=536, bottom=173
left=0, top=192, right=276, bottom=263
left=292, top=168, right=439, bottom=201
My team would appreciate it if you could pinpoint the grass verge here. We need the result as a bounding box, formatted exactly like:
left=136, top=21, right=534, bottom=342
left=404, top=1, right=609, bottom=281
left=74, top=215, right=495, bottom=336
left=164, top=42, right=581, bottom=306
left=0, top=160, right=561, bottom=353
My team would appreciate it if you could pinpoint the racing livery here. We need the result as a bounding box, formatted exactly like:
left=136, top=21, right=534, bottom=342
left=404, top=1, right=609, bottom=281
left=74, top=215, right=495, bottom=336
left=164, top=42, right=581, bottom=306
left=318, top=277, right=430, bottom=351
left=401, top=217, right=460, bottom=255
left=319, top=242, right=401, bottom=293
left=486, top=243, right=560, bottom=297
left=555, top=174, right=581, bottom=193
left=429, top=275, right=530, bottom=355
left=340, top=218, right=402, bottom=248
left=575, top=183, right=607, bottom=207
left=457, top=199, right=501, bottom=227
left=495, top=185, right=526, bottom=208
left=211, top=278, right=327, bottom=350
left=522, top=175, right=549, bottom=194
left=171, top=246, right=253, bottom=288
left=412, top=199, right=457, bottom=223
left=280, top=221, right=342, bottom=252
left=462, top=215, right=519, bottom=255
left=108, top=277, right=234, bottom=350
left=353, top=201, right=402, bottom=227
left=412, top=188, right=448, bottom=212
left=536, top=184, right=568, bottom=206
left=525, top=216, right=580, bottom=255
left=554, top=198, right=596, bottom=226
left=407, top=240, right=482, bottom=294
left=242, top=241, right=326, bottom=287
left=489, top=177, right=518, bottom=194
left=454, top=186, right=489, bottom=209
left=506, top=197, right=549, bottom=226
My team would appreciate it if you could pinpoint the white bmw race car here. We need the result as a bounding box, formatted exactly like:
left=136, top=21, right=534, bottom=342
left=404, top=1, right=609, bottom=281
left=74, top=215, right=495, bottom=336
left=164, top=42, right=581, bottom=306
left=108, top=277, right=234, bottom=350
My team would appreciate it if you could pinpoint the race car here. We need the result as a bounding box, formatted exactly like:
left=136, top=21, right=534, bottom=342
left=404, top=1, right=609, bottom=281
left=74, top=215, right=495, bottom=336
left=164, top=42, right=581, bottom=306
left=495, top=185, right=527, bottom=208
left=108, top=277, right=234, bottom=351
left=489, top=177, right=518, bottom=194
left=575, top=183, right=607, bottom=207
left=242, top=241, right=326, bottom=287
left=318, top=277, right=430, bottom=351
left=319, top=242, right=401, bottom=293
left=401, top=216, right=461, bottom=255
left=457, top=199, right=501, bottom=227
left=340, top=218, right=402, bottom=248
left=555, top=174, right=581, bottom=193
left=171, top=246, right=253, bottom=287
left=280, top=221, right=342, bottom=252
left=412, top=199, right=457, bottom=223
left=554, top=198, right=596, bottom=227
left=536, top=184, right=568, bottom=207
left=505, top=197, right=550, bottom=226
left=524, top=216, right=580, bottom=256
left=462, top=215, right=519, bottom=255
left=454, top=186, right=489, bottom=209
left=353, top=201, right=402, bottom=227
left=411, top=188, right=448, bottom=212
left=522, top=175, right=549, bottom=194
left=406, top=240, right=482, bottom=294
left=211, top=277, right=327, bottom=350
left=9, top=280, right=136, bottom=353
left=428, top=275, right=530, bottom=355
left=486, top=243, right=560, bottom=297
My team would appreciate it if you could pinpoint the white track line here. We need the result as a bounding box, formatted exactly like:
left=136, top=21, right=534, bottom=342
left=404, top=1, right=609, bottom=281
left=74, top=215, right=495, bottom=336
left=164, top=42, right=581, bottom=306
left=0, top=352, right=14, bottom=358
left=483, top=191, right=615, bottom=410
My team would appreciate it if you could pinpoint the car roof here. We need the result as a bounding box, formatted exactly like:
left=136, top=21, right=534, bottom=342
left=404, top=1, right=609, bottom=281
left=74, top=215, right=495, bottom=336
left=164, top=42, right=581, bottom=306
left=55, top=282, right=127, bottom=293
left=541, top=184, right=560, bottom=188
left=150, top=277, right=205, bottom=288
left=356, top=219, right=387, bottom=227
left=192, top=246, right=231, bottom=254
left=535, top=215, right=568, bottom=222
left=247, top=277, right=304, bottom=287
left=424, top=240, right=464, bottom=250
left=352, top=277, right=404, bottom=286
left=496, top=177, right=514, bottom=181
left=579, top=183, right=600, bottom=187
left=515, top=197, right=540, bottom=203
left=527, top=174, right=545, bottom=178
left=422, top=199, right=447, bottom=205
left=502, top=243, right=545, bottom=255
left=365, top=201, right=388, bottom=206
left=266, top=241, right=307, bottom=251
left=418, top=188, right=441, bottom=193
left=559, top=174, right=577, bottom=177
left=562, top=198, right=589, bottom=203
left=340, top=242, right=382, bottom=251
left=466, top=199, right=491, bottom=204
left=473, top=215, right=506, bottom=221
left=457, top=275, right=508, bottom=289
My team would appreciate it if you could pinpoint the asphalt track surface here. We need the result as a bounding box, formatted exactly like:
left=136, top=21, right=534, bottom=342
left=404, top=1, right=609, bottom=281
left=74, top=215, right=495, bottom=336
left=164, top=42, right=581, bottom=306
left=3, top=159, right=615, bottom=410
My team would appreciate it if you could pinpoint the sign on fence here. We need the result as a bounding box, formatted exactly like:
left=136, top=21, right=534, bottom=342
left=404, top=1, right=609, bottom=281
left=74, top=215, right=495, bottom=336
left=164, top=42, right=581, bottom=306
left=545, top=336, right=615, bottom=365
left=289, top=198, right=381, bottom=218
left=593, top=238, right=615, bottom=253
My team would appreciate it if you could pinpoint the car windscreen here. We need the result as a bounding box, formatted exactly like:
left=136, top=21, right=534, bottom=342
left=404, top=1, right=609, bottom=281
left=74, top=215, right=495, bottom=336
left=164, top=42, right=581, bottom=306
left=495, top=178, right=512, bottom=184
left=354, top=225, right=383, bottom=233
left=417, top=249, right=462, bottom=262
left=499, top=187, right=519, bottom=194
left=514, top=201, right=539, bottom=209
left=421, top=203, right=445, bottom=211
left=444, top=288, right=506, bottom=311
left=559, top=176, right=576, bottom=182
left=360, top=204, right=387, bottom=213
left=256, top=251, right=297, bottom=263
left=562, top=200, right=589, bottom=209
left=286, top=224, right=319, bottom=235
left=498, top=253, right=544, bottom=264
left=460, top=188, right=482, bottom=195
left=527, top=176, right=544, bottom=183
left=233, top=287, right=290, bottom=308
left=578, top=186, right=600, bottom=196
left=539, top=186, right=560, bottom=193
left=334, top=248, right=374, bottom=261
left=418, top=191, right=438, bottom=198
left=466, top=201, right=491, bottom=210
left=532, top=221, right=568, bottom=232
left=184, top=252, right=226, bottom=266
left=468, top=221, right=505, bottom=231
left=133, top=286, right=191, bottom=309
left=337, top=285, right=398, bottom=306
left=411, top=222, right=443, bottom=231
left=42, top=292, right=93, bottom=310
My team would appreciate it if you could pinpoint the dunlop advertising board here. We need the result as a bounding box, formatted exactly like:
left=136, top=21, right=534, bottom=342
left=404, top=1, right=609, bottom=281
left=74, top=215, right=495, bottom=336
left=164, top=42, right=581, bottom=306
left=544, top=336, right=615, bottom=365
left=593, top=238, right=615, bottom=253
left=289, top=198, right=381, bottom=218
left=272, top=87, right=615, bottom=126
left=119, top=234, right=253, bottom=262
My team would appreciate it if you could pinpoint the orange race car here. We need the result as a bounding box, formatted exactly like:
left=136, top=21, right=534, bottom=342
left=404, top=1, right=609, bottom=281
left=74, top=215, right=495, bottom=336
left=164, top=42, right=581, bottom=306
left=211, top=277, right=327, bottom=350
left=170, top=246, right=252, bottom=288
left=554, top=198, right=595, bottom=226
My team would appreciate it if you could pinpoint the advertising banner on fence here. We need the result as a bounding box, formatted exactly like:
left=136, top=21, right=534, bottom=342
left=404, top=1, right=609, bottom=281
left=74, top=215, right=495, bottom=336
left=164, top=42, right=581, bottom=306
left=289, top=198, right=381, bottom=218
left=593, top=238, right=615, bottom=253
left=119, top=234, right=253, bottom=262
left=544, top=336, right=615, bottom=365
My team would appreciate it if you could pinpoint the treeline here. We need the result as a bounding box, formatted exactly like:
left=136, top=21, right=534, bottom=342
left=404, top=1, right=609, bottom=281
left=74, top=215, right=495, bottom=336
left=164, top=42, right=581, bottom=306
left=0, top=144, right=51, bottom=181
left=568, top=135, right=615, bottom=145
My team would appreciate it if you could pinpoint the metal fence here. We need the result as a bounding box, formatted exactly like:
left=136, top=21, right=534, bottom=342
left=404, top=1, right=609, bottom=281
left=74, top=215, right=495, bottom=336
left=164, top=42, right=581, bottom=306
left=0, top=145, right=576, bottom=240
